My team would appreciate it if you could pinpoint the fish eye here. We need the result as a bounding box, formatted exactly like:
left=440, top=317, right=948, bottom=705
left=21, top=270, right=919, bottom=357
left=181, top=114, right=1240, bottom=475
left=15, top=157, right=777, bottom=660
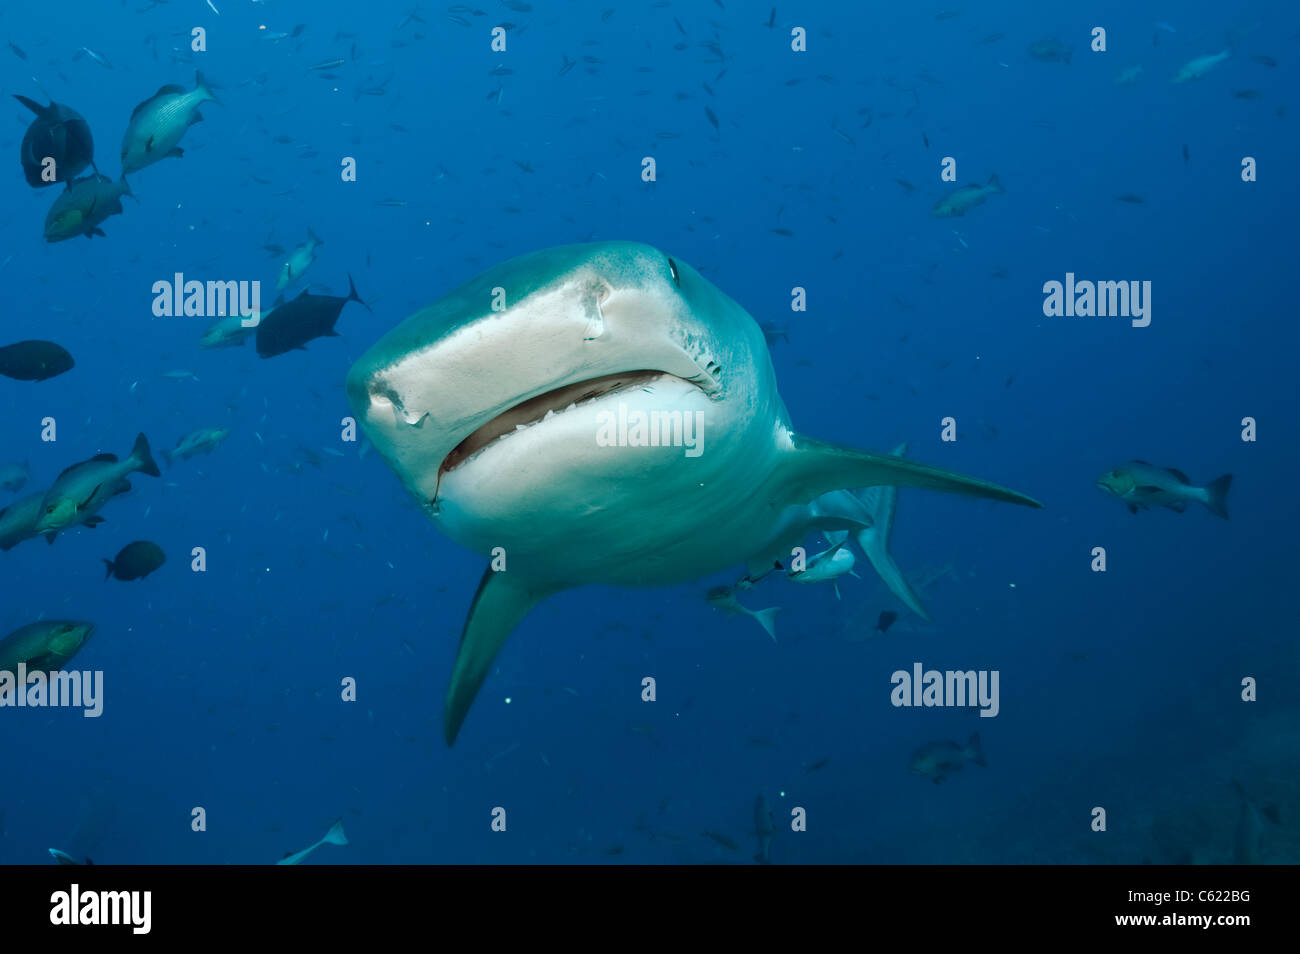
left=667, top=257, right=680, bottom=288
left=45, top=505, right=55, bottom=514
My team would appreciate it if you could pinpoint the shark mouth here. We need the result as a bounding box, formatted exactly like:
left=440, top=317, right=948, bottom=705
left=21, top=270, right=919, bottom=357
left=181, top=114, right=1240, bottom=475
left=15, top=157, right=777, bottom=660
left=439, top=369, right=684, bottom=479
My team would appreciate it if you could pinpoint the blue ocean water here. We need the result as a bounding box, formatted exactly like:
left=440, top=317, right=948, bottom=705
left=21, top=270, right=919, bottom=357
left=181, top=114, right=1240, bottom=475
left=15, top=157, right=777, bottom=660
left=1, top=0, right=1296, bottom=865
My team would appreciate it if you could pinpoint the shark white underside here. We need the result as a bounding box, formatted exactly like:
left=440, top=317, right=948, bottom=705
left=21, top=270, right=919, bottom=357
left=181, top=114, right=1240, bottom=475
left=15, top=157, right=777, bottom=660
left=345, top=242, right=1042, bottom=744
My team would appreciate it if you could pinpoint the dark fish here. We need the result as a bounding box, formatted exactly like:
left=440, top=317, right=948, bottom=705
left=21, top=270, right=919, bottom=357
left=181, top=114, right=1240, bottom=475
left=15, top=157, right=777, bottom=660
left=13, top=95, right=96, bottom=187
left=770, top=227, right=795, bottom=237
left=922, top=131, right=930, bottom=149
left=1249, top=55, right=1277, bottom=67
left=1234, top=89, right=1262, bottom=99
left=893, top=178, right=916, bottom=194
left=700, top=831, right=739, bottom=851
left=256, top=275, right=370, bottom=358
left=766, top=8, right=775, bottom=28
left=8, top=41, right=27, bottom=60
left=875, top=610, right=898, bottom=633
left=704, top=106, right=718, bottom=130
left=804, top=758, right=829, bottom=773
left=103, top=541, right=166, bottom=581
left=0, top=340, right=74, bottom=381
left=1182, top=143, right=1190, bottom=163
left=43, top=173, right=130, bottom=241
left=1114, top=193, right=1144, bottom=203
left=1027, top=37, right=1072, bottom=64
left=982, top=33, right=1004, bottom=44
left=759, top=322, right=788, bottom=346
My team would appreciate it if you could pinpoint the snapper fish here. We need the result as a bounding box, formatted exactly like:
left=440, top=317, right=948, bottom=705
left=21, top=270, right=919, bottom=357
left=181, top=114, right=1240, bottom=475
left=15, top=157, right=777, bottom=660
left=121, top=70, right=219, bottom=175
left=1096, top=461, right=1231, bottom=519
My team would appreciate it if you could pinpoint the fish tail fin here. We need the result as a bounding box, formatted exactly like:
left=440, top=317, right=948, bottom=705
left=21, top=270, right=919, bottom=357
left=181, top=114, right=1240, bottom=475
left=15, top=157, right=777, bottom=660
left=131, top=433, right=161, bottom=477
left=102, top=558, right=114, bottom=580
left=1204, top=473, right=1232, bottom=519
left=752, top=606, right=780, bottom=642
left=346, top=273, right=372, bottom=312
left=12, top=93, right=44, bottom=115
left=986, top=173, right=1004, bottom=193
left=195, top=69, right=222, bottom=106
left=308, top=227, right=324, bottom=246
left=322, top=818, right=348, bottom=846
left=968, top=732, right=987, bottom=766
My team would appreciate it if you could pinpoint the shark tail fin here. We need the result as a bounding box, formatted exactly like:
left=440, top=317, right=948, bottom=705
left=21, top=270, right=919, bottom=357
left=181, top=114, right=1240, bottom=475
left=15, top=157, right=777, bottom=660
left=102, top=558, right=115, bottom=580
left=131, top=433, right=161, bottom=477
left=445, top=568, right=564, bottom=746
left=772, top=433, right=1042, bottom=511
left=346, top=273, right=372, bottom=312
left=1204, top=474, right=1232, bottom=519
left=752, top=606, right=780, bottom=642
left=986, top=173, right=1004, bottom=193
left=322, top=819, right=348, bottom=846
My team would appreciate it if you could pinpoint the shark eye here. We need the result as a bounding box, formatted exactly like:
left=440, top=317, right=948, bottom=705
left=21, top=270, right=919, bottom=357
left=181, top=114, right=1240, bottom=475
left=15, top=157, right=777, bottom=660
left=667, top=257, right=680, bottom=288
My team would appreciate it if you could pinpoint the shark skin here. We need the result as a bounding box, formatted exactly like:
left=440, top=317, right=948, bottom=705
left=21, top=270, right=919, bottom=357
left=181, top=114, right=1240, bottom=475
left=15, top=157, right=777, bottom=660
left=345, top=242, right=1043, bottom=744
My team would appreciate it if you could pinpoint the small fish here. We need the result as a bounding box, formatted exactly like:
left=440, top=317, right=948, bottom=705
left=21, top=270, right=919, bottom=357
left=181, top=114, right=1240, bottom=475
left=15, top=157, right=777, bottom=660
left=77, top=47, right=114, bottom=69
left=893, top=178, right=916, bottom=194
left=1027, top=37, right=1072, bottom=65
left=1234, top=89, right=1262, bottom=99
left=160, top=369, right=199, bottom=381
left=1249, top=55, right=1277, bottom=68
left=121, top=71, right=219, bottom=175
left=704, top=106, right=718, bottom=130
left=205, top=0, right=221, bottom=15
left=0, top=340, right=74, bottom=381
left=910, top=732, right=986, bottom=783
left=310, top=58, right=346, bottom=71
left=706, top=586, right=779, bottom=641
left=1182, top=143, right=1190, bottom=163
left=1114, top=64, right=1144, bottom=85
left=0, top=460, right=30, bottom=493
left=1114, top=193, right=1144, bottom=204
left=1096, top=461, right=1231, bottom=519
left=49, top=849, right=94, bottom=866
left=164, top=427, right=230, bottom=466
left=276, top=819, right=348, bottom=865
left=875, top=610, right=898, bottom=633
left=804, top=758, right=829, bottom=773
left=103, top=541, right=166, bottom=581
left=700, top=831, right=740, bottom=851
left=7, top=41, right=27, bottom=60
left=277, top=229, right=324, bottom=291
left=1173, top=50, right=1230, bottom=83
left=932, top=173, right=1003, bottom=217
left=769, top=227, right=795, bottom=237
left=0, top=621, right=95, bottom=676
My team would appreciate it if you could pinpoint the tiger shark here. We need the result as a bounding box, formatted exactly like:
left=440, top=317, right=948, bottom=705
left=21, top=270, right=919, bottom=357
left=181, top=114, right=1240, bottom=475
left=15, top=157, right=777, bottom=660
left=345, top=241, right=1042, bottom=745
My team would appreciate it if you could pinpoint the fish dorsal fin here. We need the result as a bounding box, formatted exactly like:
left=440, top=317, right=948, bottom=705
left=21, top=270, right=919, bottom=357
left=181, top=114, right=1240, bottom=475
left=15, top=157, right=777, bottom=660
left=768, top=432, right=1043, bottom=511
left=1131, top=459, right=1151, bottom=466
left=90, top=453, right=117, bottom=463
left=1165, top=467, right=1190, bottom=484
left=13, top=94, right=47, bottom=116
left=444, top=566, right=566, bottom=746
left=155, top=84, right=186, bottom=98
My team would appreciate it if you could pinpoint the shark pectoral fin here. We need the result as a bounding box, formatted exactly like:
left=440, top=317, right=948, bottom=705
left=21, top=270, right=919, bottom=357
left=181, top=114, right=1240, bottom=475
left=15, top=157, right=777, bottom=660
left=859, top=527, right=932, bottom=622
left=445, top=568, right=564, bottom=746
left=776, top=433, right=1043, bottom=509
